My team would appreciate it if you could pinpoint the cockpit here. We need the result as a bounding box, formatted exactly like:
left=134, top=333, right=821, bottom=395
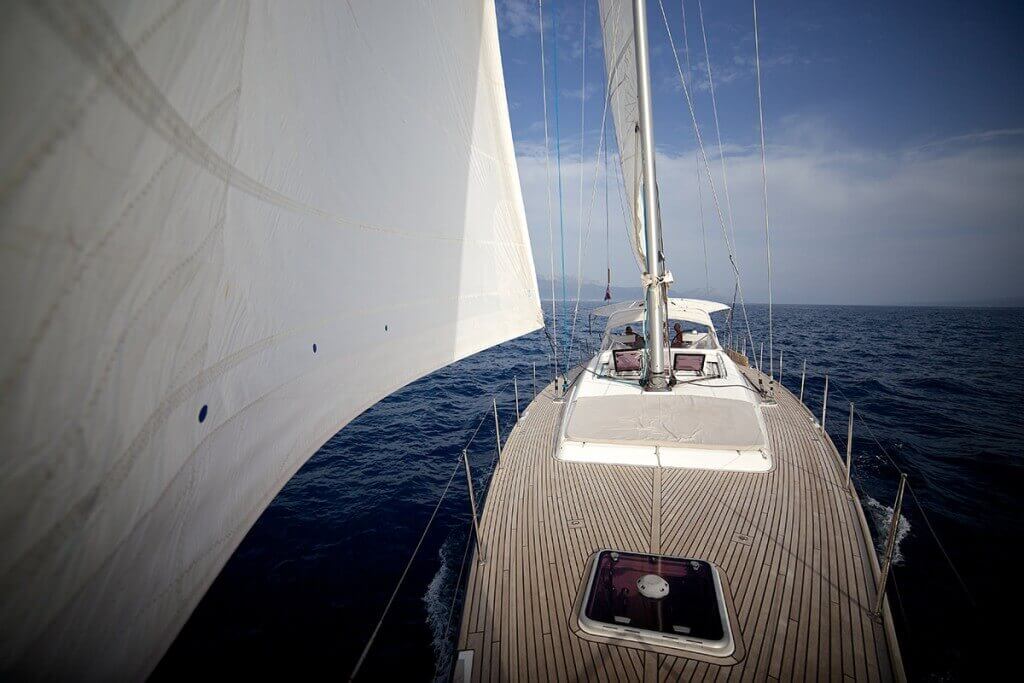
left=596, top=305, right=725, bottom=383
left=558, top=298, right=772, bottom=472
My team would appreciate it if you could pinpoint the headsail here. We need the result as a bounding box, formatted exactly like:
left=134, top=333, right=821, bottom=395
left=598, top=0, right=650, bottom=271
left=0, top=1, right=540, bottom=677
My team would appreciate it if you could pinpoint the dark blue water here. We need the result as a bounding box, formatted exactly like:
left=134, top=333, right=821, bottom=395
left=154, top=303, right=1024, bottom=681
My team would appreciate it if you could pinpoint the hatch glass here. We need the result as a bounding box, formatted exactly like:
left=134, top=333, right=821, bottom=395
left=579, top=550, right=733, bottom=656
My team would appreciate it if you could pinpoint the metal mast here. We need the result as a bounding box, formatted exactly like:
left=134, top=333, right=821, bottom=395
left=632, top=0, right=671, bottom=391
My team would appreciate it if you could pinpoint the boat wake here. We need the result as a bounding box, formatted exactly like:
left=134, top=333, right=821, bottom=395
left=424, top=533, right=460, bottom=682
left=864, top=496, right=911, bottom=565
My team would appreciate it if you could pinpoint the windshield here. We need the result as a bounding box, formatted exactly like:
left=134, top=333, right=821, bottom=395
left=603, top=319, right=718, bottom=351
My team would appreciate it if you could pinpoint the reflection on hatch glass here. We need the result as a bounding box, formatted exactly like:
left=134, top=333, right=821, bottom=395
left=585, top=550, right=724, bottom=641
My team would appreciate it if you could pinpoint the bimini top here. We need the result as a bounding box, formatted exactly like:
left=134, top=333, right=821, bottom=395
left=592, top=298, right=731, bottom=317
left=595, top=298, right=729, bottom=330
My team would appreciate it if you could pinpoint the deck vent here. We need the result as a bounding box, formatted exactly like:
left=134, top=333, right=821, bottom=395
left=579, top=550, right=734, bottom=657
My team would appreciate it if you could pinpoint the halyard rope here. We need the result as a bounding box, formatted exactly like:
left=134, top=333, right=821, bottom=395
left=752, top=0, right=775, bottom=380
left=552, top=0, right=570, bottom=372
left=680, top=0, right=711, bottom=297
left=697, top=0, right=739, bottom=265
left=656, top=0, right=758, bottom=363
left=538, top=0, right=559, bottom=380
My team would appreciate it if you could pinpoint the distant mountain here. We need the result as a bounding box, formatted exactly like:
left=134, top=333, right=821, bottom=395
left=899, top=296, right=1024, bottom=308
left=537, top=277, right=726, bottom=303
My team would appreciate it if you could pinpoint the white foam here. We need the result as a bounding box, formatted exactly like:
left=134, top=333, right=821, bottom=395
left=423, top=534, right=458, bottom=682
left=864, top=496, right=912, bottom=565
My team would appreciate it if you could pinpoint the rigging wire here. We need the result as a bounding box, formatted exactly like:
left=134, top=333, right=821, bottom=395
left=727, top=281, right=738, bottom=347
left=752, top=0, right=774, bottom=379
left=655, top=0, right=758, bottom=361
left=567, top=71, right=613, bottom=362
left=537, top=0, right=559, bottom=380
left=697, top=150, right=709, bottom=296
left=552, top=0, right=569, bottom=371
left=697, top=0, right=739, bottom=265
left=576, top=0, right=589, bottom=318
left=605, top=94, right=611, bottom=300
left=906, top=480, right=977, bottom=607
left=680, top=0, right=711, bottom=298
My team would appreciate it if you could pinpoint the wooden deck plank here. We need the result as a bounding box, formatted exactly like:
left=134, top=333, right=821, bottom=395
left=457, top=368, right=903, bottom=681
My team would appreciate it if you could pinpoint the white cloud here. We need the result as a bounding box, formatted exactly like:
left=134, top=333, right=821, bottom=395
left=516, top=124, right=1024, bottom=305
left=497, top=0, right=540, bottom=39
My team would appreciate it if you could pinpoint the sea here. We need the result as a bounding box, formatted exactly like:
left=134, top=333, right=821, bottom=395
left=153, top=303, right=1024, bottom=681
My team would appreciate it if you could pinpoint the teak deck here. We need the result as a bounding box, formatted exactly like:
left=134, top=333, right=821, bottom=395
left=456, top=367, right=904, bottom=681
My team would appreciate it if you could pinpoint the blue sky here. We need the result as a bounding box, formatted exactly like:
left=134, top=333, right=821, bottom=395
left=495, top=0, right=1024, bottom=305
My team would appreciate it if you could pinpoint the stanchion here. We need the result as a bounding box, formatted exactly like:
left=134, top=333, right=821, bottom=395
left=492, top=397, right=501, bottom=461
left=875, top=473, right=907, bottom=616
left=845, top=403, right=854, bottom=488
left=820, top=374, right=829, bottom=434
left=799, top=359, right=807, bottom=403
left=513, top=377, right=520, bottom=421
left=462, top=449, right=486, bottom=563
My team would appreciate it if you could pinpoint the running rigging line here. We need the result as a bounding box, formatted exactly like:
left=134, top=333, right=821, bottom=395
left=537, top=0, right=558, bottom=379
left=680, top=0, right=711, bottom=298
left=604, top=108, right=611, bottom=301
left=576, top=0, right=588, bottom=320
left=552, top=1, right=569, bottom=372
left=753, top=0, right=775, bottom=379
left=567, top=66, right=613, bottom=364
left=655, top=0, right=758, bottom=361
left=697, top=0, right=739, bottom=266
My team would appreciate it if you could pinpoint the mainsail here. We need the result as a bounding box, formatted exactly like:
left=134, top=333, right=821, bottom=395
left=598, top=0, right=650, bottom=271
left=0, top=1, right=541, bottom=677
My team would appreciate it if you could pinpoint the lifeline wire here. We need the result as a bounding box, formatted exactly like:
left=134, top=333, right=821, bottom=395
left=818, top=370, right=977, bottom=608
left=349, top=457, right=462, bottom=680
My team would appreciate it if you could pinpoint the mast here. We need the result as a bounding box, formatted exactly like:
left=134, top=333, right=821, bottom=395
left=632, top=0, right=671, bottom=391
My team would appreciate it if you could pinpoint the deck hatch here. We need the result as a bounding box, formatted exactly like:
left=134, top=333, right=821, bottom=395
left=579, top=550, right=734, bottom=657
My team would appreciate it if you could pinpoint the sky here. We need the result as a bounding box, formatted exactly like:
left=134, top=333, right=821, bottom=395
left=494, top=0, right=1024, bottom=305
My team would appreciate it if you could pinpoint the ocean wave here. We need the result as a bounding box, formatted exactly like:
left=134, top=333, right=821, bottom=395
left=863, top=495, right=911, bottom=565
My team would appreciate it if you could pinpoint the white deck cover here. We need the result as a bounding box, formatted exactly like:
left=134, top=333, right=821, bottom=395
left=566, top=394, right=767, bottom=451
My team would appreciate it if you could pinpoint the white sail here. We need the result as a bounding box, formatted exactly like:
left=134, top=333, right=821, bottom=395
left=598, top=0, right=649, bottom=270
left=0, top=1, right=541, bottom=677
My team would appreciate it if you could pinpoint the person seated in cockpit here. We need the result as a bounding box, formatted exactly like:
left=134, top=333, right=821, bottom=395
left=624, top=325, right=644, bottom=349
left=671, top=322, right=686, bottom=348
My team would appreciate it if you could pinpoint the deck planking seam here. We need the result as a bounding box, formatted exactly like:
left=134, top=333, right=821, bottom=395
left=457, top=368, right=900, bottom=681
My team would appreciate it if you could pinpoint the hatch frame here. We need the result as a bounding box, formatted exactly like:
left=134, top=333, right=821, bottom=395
left=576, top=549, right=736, bottom=658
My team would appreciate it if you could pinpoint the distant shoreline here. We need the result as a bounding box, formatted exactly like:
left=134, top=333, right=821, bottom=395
left=539, top=297, right=1024, bottom=309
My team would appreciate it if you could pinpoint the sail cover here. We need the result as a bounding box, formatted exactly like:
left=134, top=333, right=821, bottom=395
left=0, top=1, right=541, bottom=677
left=598, top=0, right=648, bottom=270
